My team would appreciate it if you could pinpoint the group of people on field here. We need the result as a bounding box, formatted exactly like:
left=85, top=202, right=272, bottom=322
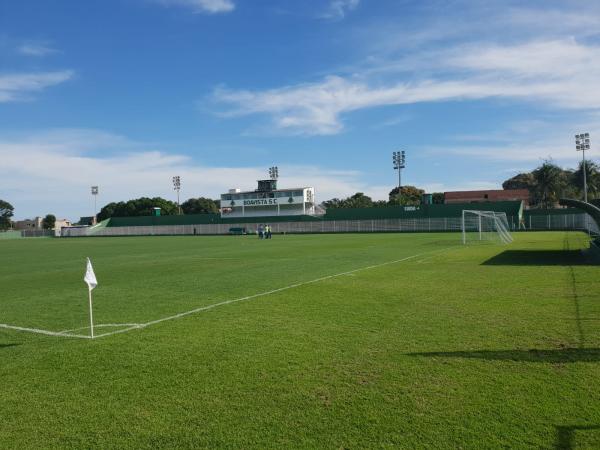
left=258, top=224, right=272, bottom=239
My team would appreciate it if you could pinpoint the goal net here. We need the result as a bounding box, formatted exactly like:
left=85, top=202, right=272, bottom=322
left=462, top=210, right=513, bottom=245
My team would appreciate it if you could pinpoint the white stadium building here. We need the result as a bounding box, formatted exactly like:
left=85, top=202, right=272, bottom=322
left=220, top=175, right=316, bottom=218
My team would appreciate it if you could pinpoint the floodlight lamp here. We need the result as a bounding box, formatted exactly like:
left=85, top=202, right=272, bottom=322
left=172, top=176, right=181, bottom=190
left=268, top=166, right=279, bottom=179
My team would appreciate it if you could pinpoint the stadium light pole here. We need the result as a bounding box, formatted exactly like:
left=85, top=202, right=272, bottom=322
left=269, top=166, right=279, bottom=180
left=91, top=186, right=99, bottom=224
left=393, top=151, right=406, bottom=191
left=172, top=176, right=181, bottom=214
left=575, top=133, right=590, bottom=203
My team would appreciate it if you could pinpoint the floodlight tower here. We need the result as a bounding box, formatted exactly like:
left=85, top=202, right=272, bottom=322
left=575, top=133, right=590, bottom=203
left=172, top=176, right=181, bottom=214
left=393, top=151, right=406, bottom=190
left=91, top=186, right=99, bottom=224
left=269, top=166, right=279, bottom=180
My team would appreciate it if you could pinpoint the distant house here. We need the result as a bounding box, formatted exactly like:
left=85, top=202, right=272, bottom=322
left=14, top=217, right=43, bottom=230
left=14, top=216, right=72, bottom=231
left=54, top=218, right=72, bottom=230
left=444, top=189, right=530, bottom=206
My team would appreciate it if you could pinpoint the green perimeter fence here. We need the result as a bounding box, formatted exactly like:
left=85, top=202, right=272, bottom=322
left=61, top=212, right=599, bottom=237
left=0, top=230, right=56, bottom=239
left=0, top=231, right=23, bottom=240
left=1, top=201, right=590, bottom=238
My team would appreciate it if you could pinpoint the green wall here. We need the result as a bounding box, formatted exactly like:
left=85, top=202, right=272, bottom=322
left=106, top=201, right=523, bottom=227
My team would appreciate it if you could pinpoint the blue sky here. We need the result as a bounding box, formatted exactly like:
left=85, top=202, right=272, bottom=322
left=1, top=0, right=600, bottom=220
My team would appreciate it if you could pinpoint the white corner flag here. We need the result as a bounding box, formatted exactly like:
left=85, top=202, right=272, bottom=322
left=84, top=258, right=98, bottom=291
left=84, top=258, right=98, bottom=338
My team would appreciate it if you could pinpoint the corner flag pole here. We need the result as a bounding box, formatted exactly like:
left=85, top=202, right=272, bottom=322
left=88, top=288, right=94, bottom=339
left=84, top=258, right=98, bottom=339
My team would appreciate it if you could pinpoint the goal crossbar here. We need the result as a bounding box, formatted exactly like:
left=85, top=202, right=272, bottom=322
left=461, top=210, right=513, bottom=245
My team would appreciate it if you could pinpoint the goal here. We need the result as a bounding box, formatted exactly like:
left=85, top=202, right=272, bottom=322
left=461, top=210, right=513, bottom=245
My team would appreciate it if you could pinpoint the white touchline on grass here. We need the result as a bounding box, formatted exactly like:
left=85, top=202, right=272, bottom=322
left=0, top=246, right=457, bottom=340
left=0, top=323, right=91, bottom=339
left=58, top=323, right=144, bottom=334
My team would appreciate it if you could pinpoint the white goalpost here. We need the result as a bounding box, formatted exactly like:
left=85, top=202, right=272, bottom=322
left=461, top=210, right=513, bottom=245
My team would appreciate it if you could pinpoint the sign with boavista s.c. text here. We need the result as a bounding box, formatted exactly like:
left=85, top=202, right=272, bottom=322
left=241, top=196, right=304, bottom=207
left=243, top=198, right=278, bottom=206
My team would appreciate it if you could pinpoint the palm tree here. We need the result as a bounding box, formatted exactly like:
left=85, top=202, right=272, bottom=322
left=532, top=160, right=565, bottom=208
left=573, top=160, right=600, bottom=200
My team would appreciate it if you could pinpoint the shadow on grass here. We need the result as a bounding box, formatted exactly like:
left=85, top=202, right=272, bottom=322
left=482, top=250, right=595, bottom=266
left=0, top=344, right=20, bottom=350
left=409, top=348, right=600, bottom=363
left=555, top=425, right=600, bottom=450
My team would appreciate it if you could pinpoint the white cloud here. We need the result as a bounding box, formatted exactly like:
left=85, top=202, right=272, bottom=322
left=213, top=39, right=600, bottom=135
left=321, top=0, right=360, bottom=20
left=18, top=42, right=58, bottom=57
left=444, top=39, right=599, bottom=80
left=433, top=115, right=600, bottom=165
left=0, top=71, right=74, bottom=102
left=157, top=0, right=234, bottom=14
left=0, top=129, right=386, bottom=220
left=442, top=142, right=600, bottom=163
left=370, top=113, right=413, bottom=129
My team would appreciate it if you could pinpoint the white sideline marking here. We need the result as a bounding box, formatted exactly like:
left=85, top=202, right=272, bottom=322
left=58, top=323, right=142, bottom=334
left=0, top=323, right=91, bottom=339
left=0, top=246, right=454, bottom=340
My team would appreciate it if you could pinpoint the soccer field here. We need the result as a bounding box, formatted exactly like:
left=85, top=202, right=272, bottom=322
left=1, top=231, right=599, bottom=448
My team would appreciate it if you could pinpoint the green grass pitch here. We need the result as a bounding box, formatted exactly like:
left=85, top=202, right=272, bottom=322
left=1, top=231, right=599, bottom=448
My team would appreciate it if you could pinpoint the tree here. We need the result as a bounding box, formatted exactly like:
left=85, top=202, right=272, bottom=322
left=322, top=198, right=344, bottom=209
left=573, top=160, right=600, bottom=200
left=532, top=160, right=565, bottom=208
left=432, top=192, right=445, bottom=204
left=502, top=172, right=536, bottom=191
left=344, top=192, right=373, bottom=208
left=98, top=197, right=179, bottom=221
left=372, top=200, right=389, bottom=207
left=42, top=214, right=56, bottom=230
left=389, top=185, right=424, bottom=206
left=322, top=193, right=373, bottom=209
left=181, top=197, right=219, bottom=214
left=0, top=200, right=14, bottom=230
